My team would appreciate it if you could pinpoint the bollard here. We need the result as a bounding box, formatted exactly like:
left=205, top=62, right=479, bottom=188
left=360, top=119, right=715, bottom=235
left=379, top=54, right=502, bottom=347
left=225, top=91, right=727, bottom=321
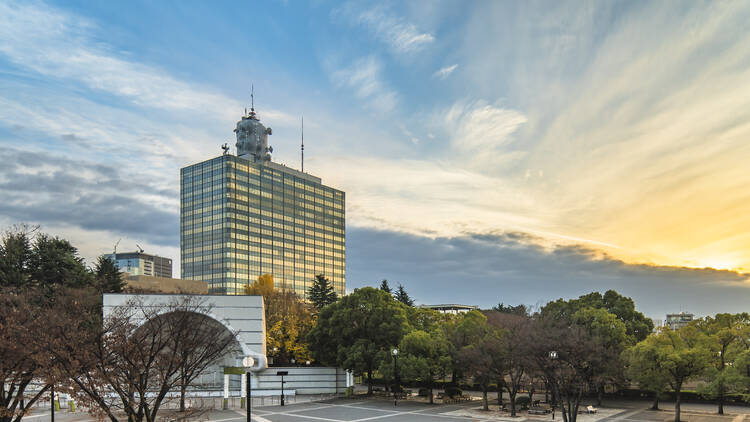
left=222, top=398, right=228, bottom=410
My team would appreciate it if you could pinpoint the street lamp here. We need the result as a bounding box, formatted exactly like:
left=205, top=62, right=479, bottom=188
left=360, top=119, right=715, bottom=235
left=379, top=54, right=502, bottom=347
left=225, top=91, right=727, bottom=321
left=392, top=348, right=399, bottom=406
left=549, top=351, right=557, bottom=420
left=276, top=371, right=288, bottom=406
left=242, top=356, right=254, bottom=422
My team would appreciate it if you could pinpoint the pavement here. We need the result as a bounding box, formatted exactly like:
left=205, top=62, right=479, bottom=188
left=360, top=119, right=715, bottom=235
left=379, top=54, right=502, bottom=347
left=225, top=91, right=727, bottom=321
left=23, top=397, right=750, bottom=422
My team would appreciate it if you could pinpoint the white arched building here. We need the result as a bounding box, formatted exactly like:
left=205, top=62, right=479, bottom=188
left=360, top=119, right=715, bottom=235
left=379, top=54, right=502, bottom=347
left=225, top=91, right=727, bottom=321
left=103, top=294, right=351, bottom=398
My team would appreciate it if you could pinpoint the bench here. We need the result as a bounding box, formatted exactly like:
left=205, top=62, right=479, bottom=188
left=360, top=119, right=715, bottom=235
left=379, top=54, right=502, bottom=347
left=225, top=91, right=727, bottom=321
left=528, top=405, right=551, bottom=415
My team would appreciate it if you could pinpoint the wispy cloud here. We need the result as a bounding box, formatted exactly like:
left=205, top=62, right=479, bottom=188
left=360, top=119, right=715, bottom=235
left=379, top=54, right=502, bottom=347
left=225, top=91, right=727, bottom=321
left=433, top=64, right=458, bottom=79
left=336, top=3, right=435, bottom=54
left=332, top=56, right=398, bottom=113
left=0, top=1, right=294, bottom=124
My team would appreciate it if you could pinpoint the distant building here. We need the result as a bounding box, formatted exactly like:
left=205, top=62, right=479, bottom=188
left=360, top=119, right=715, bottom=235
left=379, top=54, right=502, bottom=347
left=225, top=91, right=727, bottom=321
left=103, top=252, right=173, bottom=278
left=666, top=312, right=694, bottom=330
left=123, top=275, right=207, bottom=294
left=180, top=105, right=345, bottom=297
left=420, top=304, right=478, bottom=315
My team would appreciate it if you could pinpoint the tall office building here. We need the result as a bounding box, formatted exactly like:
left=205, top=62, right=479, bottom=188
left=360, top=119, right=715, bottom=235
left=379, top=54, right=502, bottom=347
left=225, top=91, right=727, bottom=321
left=180, top=105, right=345, bottom=297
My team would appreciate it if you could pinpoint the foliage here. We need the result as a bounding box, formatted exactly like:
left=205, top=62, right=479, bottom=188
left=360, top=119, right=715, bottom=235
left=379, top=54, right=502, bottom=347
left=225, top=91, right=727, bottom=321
left=456, top=311, right=505, bottom=410
left=0, top=226, right=93, bottom=292
left=633, top=326, right=712, bottom=422
left=399, top=329, right=452, bottom=404
left=492, top=303, right=529, bottom=316
left=308, top=274, right=337, bottom=310
left=444, top=385, right=462, bottom=398
left=394, top=284, right=414, bottom=306
left=405, top=306, right=445, bottom=332
left=540, top=290, right=653, bottom=343
left=379, top=279, right=392, bottom=294
left=245, top=274, right=314, bottom=365
left=94, top=255, right=126, bottom=293
left=486, top=311, right=532, bottom=416
left=307, top=287, right=408, bottom=394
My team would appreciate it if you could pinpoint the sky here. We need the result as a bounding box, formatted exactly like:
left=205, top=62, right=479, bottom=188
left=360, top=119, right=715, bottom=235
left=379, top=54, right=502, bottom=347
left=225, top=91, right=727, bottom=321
left=1, top=0, right=749, bottom=320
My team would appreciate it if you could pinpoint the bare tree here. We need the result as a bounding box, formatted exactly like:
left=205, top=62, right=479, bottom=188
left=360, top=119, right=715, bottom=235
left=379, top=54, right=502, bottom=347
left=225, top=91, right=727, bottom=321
left=487, top=312, right=531, bottom=416
left=53, top=296, right=240, bottom=422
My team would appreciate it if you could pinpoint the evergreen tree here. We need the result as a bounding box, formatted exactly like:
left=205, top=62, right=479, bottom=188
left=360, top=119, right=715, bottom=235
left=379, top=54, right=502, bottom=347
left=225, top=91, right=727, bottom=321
left=395, top=284, right=414, bottom=306
left=308, top=274, right=337, bottom=310
left=94, top=255, right=126, bottom=293
left=379, top=279, right=392, bottom=294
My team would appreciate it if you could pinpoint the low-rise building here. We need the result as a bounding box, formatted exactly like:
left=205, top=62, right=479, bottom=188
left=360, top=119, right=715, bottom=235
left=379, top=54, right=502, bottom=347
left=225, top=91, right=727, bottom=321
left=666, top=312, right=694, bottom=330
left=103, top=251, right=173, bottom=278
left=419, top=304, right=478, bottom=315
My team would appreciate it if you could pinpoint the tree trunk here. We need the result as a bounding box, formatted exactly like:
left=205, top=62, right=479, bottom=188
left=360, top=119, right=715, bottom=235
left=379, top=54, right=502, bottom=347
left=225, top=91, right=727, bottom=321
left=367, top=370, right=373, bottom=395
left=497, top=380, right=503, bottom=406
left=179, top=373, right=186, bottom=412
left=650, top=392, right=659, bottom=410
left=529, top=387, right=535, bottom=401
left=483, top=385, right=489, bottom=411
left=717, top=382, right=724, bottom=415
left=596, top=384, right=602, bottom=406
left=509, top=391, right=517, bottom=417
left=429, top=383, right=434, bottom=405
left=675, top=384, right=682, bottom=422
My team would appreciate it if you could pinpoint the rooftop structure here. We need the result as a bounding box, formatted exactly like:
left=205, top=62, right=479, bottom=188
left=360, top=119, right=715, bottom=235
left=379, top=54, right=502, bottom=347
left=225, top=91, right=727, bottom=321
left=666, top=312, right=694, bottom=331
left=103, top=251, right=172, bottom=278
left=419, top=304, right=479, bottom=315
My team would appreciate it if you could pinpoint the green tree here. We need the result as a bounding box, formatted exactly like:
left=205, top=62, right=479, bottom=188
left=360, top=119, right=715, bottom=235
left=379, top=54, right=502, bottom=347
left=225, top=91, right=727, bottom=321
left=492, top=303, right=529, bottom=316
left=444, top=310, right=488, bottom=384
left=29, top=234, right=93, bottom=291
left=458, top=316, right=505, bottom=410
left=694, top=313, right=750, bottom=414
left=94, top=255, right=125, bottom=293
left=307, top=287, right=408, bottom=394
left=379, top=279, right=392, bottom=294
left=541, top=290, right=653, bottom=342
left=399, top=329, right=452, bottom=404
left=625, top=341, right=671, bottom=410
left=394, top=283, right=414, bottom=306
left=0, top=226, right=34, bottom=289
left=308, top=274, right=337, bottom=310
left=641, top=326, right=712, bottom=422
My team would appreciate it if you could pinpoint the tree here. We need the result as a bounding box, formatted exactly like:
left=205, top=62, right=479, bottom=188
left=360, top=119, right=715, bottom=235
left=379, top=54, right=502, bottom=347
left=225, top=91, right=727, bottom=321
left=245, top=274, right=314, bottom=365
left=379, top=279, right=392, bottom=294
left=308, top=274, right=337, bottom=310
left=94, top=255, right=125, bottom=293
left=541, top=290, right=653, bottom=343
left=486, top=312, right=531, bottom=416
left=1, top=226, right=93, bottom=292
left=637, top=326, right=712, bottom=422
left=54, top=296, right=239, bottom=422
left=399, top=329, right=452, bottom=404
left=625, top=340, right=670, bottom=410
left=0, top=290, right=53, bottom=422
left=444, top=310, right=488, bottom=384
left=395, top=284, right=414, bottom=306
left=307, top=287, right=408, bottom=394
left=527, top=316, right=607, bottom=422
left=694, top=313, right=750, bottom=414
left=457, top=314, right=505, bottom=410
left=492, top=303, right=529, bottom=316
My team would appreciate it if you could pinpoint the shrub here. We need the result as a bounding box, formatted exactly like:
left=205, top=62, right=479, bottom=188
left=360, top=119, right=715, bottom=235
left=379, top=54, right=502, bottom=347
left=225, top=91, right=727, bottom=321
left=445, top=386, right=463, bottom=398
left=418, top=388, right=431, bottom=397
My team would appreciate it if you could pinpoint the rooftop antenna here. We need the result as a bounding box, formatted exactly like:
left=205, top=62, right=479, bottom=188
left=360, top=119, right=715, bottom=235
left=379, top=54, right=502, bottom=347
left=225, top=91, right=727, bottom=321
left=113, top=238, right=121, bottom=256
left=221, top=143, right=229, bottom=155
left=249, top=85, right=256, bottom=119
left=136, top=244, right=144, bottom=254
left=301, top=115, right=304, bottom=173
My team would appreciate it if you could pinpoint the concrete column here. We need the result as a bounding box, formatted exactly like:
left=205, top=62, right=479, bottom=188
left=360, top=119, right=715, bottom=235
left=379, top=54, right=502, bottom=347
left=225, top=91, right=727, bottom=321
left=224, top=374, right=230, bottom=398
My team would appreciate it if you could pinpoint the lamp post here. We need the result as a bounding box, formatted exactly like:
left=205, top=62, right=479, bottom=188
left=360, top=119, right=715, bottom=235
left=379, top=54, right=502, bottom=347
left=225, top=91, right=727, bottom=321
left=276, top=371, right=289, bottom=406
left=243, top=356, right=254, bottom=422
left=549, top=351, right=558, bottom=420
left=392, top=348, right=399, bottom=406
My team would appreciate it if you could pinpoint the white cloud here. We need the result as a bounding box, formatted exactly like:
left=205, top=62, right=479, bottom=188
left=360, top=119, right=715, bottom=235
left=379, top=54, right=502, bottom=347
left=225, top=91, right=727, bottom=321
left=433, top=64, right=458, bottom=79
left=332, top=56, right=398, bottom=113
left=342, top=4, right=434, bottom=54
left=0, top=1, right=293, bottom=124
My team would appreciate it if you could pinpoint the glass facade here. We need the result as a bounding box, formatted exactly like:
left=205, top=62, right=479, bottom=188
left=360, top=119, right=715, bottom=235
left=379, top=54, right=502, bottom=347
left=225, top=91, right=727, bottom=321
left=180, top=155, right=345, bottom=297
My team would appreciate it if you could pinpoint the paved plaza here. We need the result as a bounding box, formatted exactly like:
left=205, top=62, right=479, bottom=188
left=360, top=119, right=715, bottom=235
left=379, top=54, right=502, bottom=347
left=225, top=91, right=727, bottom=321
left=23, top=398, right=750, bottom=422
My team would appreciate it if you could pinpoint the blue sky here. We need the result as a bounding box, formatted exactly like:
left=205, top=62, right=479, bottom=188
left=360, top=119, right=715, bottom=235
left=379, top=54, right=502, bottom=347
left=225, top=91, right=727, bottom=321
left=2, top=0, right=750, bottom=319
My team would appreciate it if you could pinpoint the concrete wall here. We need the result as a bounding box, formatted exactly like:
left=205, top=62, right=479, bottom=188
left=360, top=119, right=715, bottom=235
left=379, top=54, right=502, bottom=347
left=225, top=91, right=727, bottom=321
left=124, top=275, right=208, bottom=294
left=254, top=367, right=348, bottom=395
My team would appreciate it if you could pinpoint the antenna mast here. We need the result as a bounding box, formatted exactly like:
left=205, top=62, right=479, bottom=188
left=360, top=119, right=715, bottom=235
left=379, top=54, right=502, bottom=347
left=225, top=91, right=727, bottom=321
left=301, top=115, right=304, bottom=173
